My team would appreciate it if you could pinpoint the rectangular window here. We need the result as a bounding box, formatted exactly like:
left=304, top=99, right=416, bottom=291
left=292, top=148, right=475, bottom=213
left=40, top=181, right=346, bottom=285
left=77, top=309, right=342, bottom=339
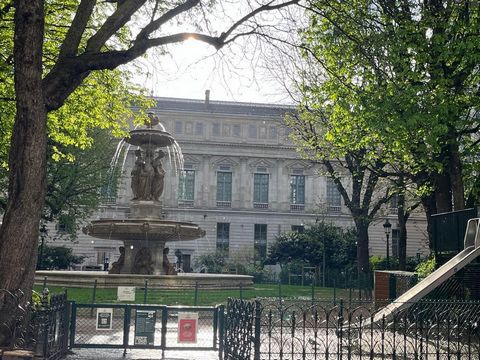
left=254, top=224, right=267, bottom=262
left=290, top=175, right=305, bottom=205
left=269, top=126, right=277, bottom=139
left=175, top=121, right=183, bottom=134
left=178, top=169, right=195, bottom=201
left=327, top=177, right=341, bottom=212
left=222, top=125, right=231, bottom=137
left=212, top=123, right=220, bottom=136
left=259, top=126, right=267, bottom=139
left=248, top=124, right=257, bottom=138
left=195, top=122, right=204, bottom=135
left=253, top=173, right=269, bottom=205
left=392, top=229, right=400, bottom=258
left=217, top=171, right=232, bottom=206
left=389, top=195, right=399, bottom=214
left=185, top=122, right=193, bottom=134
left=233, top=124, right=242, bottom=137
left=216, top=223, right=230, bottom=253
left=291, top=225, right=305, bottom=233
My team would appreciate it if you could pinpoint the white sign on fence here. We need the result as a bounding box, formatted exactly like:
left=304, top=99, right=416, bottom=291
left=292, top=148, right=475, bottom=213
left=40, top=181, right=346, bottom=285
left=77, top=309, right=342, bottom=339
left=96, top=308, right=113, bottom=331
left=117, top=286, right=136, bottom=301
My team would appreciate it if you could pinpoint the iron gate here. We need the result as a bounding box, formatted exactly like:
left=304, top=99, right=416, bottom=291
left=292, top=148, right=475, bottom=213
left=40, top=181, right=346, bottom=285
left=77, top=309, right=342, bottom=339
left=69, top=302, right=224, bottom=357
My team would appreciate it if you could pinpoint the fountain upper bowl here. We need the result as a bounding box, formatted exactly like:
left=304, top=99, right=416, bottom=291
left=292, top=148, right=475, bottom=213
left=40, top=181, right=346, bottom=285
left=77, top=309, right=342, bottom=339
left=82, top=218, right=206, bottom=242
left=126, top=129, right=175, bottom=147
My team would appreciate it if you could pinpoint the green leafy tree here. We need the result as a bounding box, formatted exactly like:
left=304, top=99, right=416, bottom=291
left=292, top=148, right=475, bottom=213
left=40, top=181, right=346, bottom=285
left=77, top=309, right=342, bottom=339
left=37, top=244, right=85, bottom=270
left=0, top=1, right=299, bottom=334
left=299, top=0, right=480, bottom=235
left=267, top=222, right=357, bottom=271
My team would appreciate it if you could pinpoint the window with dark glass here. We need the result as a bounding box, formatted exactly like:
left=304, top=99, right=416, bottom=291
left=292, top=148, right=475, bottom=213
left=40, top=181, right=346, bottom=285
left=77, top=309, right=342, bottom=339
left=175, top=121, right=183, bottom=133
left=290, top=175, right=305, bottom=204
left=217, top=171, right=232, bottom=203
left=195, top=122, right=204, bottom=135
left=291, top=225, right=305, bottom=233
left=254, top=224, right=267, bottom=262
left=212, top=123, right=220, bottom=136
left=253, top=173, right=269, bottom=203
left=392, top=229, right=400, bottom=258
left=178, top=169, right=195, bottom=201
left=327, top=177, right=341, bottom=211
left=216, top=223, right=230, bottom=252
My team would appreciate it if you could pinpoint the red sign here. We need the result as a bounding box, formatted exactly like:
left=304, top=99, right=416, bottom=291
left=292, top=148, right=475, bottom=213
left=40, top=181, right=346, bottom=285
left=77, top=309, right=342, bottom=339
left=178, top=313, right=198, bottom=343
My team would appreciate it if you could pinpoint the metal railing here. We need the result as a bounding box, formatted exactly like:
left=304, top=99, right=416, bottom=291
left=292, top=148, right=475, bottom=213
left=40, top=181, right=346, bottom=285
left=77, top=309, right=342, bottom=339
left=0, top=289, right=69, bottom=360
left=224, top=298, right=480, bottom=360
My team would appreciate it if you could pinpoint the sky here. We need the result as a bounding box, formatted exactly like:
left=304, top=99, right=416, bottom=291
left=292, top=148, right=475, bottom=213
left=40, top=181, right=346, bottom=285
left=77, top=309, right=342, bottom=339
left=131, top=37, right=295, bottom=105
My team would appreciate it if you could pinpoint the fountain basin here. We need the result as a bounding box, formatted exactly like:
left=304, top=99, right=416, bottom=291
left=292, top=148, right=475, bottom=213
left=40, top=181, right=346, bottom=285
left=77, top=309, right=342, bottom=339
left=127, top=129, right=175, bottom=147
left=83, top=219, right=206, bottom=242
left=35, top=271, right=253, bottom=290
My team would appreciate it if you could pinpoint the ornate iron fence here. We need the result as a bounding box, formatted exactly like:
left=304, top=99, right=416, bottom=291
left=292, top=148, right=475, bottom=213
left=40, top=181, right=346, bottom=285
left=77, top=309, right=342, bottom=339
left=224, top=298, right=480, bottom=360
left=0, top=289, right=69, bottom=360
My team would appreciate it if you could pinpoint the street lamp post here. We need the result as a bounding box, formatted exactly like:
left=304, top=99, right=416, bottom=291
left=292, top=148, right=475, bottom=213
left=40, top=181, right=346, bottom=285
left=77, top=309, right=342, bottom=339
left=383, top=219, right=392, bottom=270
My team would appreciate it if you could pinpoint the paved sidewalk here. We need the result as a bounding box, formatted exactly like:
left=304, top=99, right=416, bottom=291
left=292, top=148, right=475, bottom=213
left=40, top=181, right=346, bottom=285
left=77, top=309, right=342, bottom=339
left=64, top=348, right=220, bottom=360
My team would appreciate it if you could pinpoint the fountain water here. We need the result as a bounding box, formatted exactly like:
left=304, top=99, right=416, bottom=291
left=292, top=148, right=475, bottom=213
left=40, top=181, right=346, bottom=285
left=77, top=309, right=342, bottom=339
left=83, top=115, right=205, bottom=275
left=35, top=114, right=253, bottom=289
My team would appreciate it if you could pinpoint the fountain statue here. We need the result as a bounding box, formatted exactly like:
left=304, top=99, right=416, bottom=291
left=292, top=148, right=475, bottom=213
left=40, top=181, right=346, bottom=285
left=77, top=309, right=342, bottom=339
left=82, top=115, right=206, bottom=275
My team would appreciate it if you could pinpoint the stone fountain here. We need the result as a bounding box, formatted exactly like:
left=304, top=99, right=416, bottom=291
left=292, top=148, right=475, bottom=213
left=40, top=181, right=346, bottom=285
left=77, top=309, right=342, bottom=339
left=35, top=115, right=252, bottom=289
left=82, top=116, right=206, bottom=275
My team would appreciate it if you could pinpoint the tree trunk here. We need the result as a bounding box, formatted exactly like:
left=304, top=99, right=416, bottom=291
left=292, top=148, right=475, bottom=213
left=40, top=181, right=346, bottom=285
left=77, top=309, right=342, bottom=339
left=421, top=192, right=437, bottom=249
left=0, top=0, right=46, bottom=344
left=434, top=171, right=452, bottom=213
left=448, top=141, right=465, bottom=211
left=355, top=219, right=370, bottom=274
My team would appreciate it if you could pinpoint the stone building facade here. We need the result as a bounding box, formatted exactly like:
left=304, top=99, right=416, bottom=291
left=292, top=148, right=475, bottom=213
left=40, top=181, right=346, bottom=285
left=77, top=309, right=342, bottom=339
left=49, top=96, right=429, bottom=271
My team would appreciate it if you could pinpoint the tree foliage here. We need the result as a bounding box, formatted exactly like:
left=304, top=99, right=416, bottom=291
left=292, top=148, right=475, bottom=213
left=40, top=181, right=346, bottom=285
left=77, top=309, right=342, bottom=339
left=37, top=244, right=85, bottom=270
left=0, top=1, right=300, bottom=329
left=300, top=0, right=480, bottom=214
left=267, top=222, right=357, bottom=271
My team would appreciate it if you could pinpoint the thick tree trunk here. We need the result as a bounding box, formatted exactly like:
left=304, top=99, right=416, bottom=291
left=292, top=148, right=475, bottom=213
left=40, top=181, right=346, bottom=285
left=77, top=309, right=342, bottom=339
left=355, top=219, right=370, bottom=274
left=448, top=141, right=465, bottom=211
left=434, top=171, right=452, bottom=213
left=421, top=192, right=437, bottom=249
left=0, top=0, right=46, bottom=344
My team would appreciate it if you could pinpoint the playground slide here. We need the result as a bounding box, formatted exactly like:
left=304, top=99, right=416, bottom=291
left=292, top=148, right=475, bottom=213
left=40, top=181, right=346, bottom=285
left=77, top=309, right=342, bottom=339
left=371, top=218, right=480, bottom=324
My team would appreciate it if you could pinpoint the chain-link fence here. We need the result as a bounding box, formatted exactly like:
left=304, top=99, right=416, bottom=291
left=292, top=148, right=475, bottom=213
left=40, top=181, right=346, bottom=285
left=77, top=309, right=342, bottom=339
left=69, top=302, right=224, bottom=357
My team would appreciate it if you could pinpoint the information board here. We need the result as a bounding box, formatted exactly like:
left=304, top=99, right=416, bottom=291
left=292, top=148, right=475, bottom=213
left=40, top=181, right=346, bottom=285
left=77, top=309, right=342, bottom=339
left=178, top=312, right=198, bottom=343
left=96, top=308, right=113, bottom=331
left=117, top=286, right=136, bottom=302
left=134, top=310, right=156, bottom=345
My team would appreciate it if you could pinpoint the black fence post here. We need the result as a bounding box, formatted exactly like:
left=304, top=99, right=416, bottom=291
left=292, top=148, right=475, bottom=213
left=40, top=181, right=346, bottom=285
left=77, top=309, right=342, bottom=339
left=213, top=306, right=219, bottom=350
left=161, top=306, right=168, bottom=359
left=69, top=301, right=76, bottom=349
left=123, top=305, right=131, bottom=357
left=254, top=299, right=261, bottom=360
left=144, top=279, right=148, bottom=304
left=218, top=304, right=225, bottom=360
left=239, top=283, right=243, bottom=300
left=194, top=282, right=199, bottom=306
left=91, top=279, right=97, bottom=304
left=43, top=276, right=48, bottom=289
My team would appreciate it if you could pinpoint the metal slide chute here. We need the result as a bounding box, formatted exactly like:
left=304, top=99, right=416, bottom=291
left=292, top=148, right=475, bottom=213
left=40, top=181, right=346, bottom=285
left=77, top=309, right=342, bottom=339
left=372, top=217, right=480, bottom=323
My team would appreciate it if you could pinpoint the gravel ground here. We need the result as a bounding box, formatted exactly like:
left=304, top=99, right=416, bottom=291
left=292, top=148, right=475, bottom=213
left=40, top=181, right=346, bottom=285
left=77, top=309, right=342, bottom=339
left=64, top=348, right=219, bottom=360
